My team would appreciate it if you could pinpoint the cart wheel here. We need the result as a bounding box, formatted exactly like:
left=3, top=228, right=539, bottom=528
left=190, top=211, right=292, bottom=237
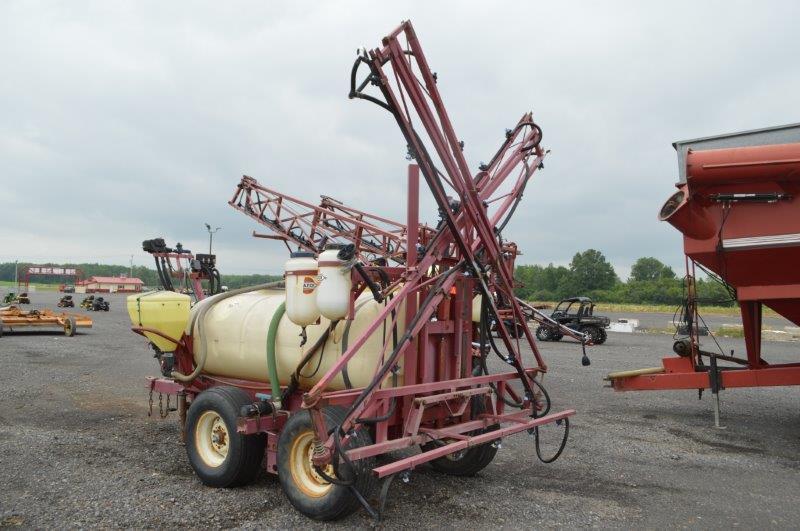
left=64, top=317, right=76, bottom=337
left=278, top=406, right=377, bottom=521
left=422, top=397, right=499, bottom=477
left=595, top=327, right=607, bottom=345
left=185, top=386, right=266, bottom=488
left=0, top=320, right=4, bottom=338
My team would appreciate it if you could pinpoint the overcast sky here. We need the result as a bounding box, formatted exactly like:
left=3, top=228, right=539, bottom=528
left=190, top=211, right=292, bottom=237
left=1, top=1, right=798, bottom=278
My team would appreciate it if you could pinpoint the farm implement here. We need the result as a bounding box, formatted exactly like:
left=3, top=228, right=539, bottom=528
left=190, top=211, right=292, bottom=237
left=0, top=306, right=91, bottom=337
left=607, top=123, right=800, bottom=426
left=130, top=21, right=587, bottom=521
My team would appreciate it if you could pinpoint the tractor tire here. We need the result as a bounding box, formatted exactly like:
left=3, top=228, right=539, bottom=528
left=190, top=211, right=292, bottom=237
left=63, top=317, right=76, bottom=337
left=185, top=386, right=266, bottom=488
left=278, top=406, right=377, bottom=521
left=506, top=321, right=528, bottom=339
left=535, top=325, right=553, bottom=341
left=421, top=398, right=499, bottom=477
left=581, top=325, right=606, bottom=345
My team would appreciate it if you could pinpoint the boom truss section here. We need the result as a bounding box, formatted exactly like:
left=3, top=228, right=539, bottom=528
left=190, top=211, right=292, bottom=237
left=229, top=176, right=435, bottom=264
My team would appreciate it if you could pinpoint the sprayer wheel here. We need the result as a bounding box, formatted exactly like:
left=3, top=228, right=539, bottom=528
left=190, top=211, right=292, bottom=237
left=185, top=386, right=266, bottom=488
left=422, top=397, right=499, bottom=477
left=277, top=406, right=377, bottom=521
left=506, top=321, right=528, bottom=339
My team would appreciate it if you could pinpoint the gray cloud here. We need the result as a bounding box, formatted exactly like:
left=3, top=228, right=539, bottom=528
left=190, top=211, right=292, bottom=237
left=1, top=1, right=798, bottom=278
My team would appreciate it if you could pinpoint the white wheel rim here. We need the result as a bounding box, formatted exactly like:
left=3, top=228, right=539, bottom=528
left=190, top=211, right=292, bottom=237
left=290, top=430, right=334, bottom=498
left=195, top=411, right=230, bottom=467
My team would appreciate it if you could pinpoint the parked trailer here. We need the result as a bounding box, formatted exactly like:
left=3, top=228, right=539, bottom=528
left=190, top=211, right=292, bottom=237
left=0, top=306, right=92, bottom=337
left=607, top=123, right=800, bottom=425
left=130, top=21, right=586, bottom=522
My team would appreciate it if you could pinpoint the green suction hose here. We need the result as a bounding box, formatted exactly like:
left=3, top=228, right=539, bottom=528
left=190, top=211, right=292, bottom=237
left=267, top=301, right=286, bottom=407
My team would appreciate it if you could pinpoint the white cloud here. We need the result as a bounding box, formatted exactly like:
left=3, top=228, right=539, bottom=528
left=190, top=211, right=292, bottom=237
left=1, top=1, right=798, bottom=277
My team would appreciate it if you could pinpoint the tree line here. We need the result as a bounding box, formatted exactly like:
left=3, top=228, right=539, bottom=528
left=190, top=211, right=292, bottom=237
left=514, top=250, right=734, bottom=306
left=1, top=250, right=733, bottom=306
left=0, top=262, right=281, bottom=291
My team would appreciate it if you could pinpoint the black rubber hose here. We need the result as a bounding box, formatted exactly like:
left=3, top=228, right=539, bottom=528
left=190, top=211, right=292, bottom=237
left=534, top=417, right=569, bottom=463
left=354, top=397, right=396, bottom=425
left=495, top=168, right=530, bottom=235
left=152, top=256, right=168, bottom=290
left=478, top=293, right=552, bottom=413
left=353, top=262, right=384, bottom=303
left=282, top=321, right=339, bottom=404
left=348, top=54, right=395, bottom=113
left=160, top=257, right=174, bottom=291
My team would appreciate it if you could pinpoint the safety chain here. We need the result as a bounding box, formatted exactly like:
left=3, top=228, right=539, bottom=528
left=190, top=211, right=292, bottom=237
left=147, top=388, right=172, bottom=419
left=160, top=393, right=171, bottom=419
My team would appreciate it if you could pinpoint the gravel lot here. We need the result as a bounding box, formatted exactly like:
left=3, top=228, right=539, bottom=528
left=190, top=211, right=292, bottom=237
left=1, top=291, right=798, bottom=529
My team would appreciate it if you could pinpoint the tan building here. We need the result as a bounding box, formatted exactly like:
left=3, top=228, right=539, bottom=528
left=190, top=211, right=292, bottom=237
left=76, top=276, right=144, bottom=294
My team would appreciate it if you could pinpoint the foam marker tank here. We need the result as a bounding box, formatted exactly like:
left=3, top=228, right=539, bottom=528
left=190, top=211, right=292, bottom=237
left=316, top=244, right=352, bottom=321
left=284, top=251, right=320, bottom=327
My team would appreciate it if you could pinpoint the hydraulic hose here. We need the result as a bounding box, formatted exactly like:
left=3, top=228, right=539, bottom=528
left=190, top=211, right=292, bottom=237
left=267, top=302, right=286, bottom=406
left=172, top=280, right=285, bottom=383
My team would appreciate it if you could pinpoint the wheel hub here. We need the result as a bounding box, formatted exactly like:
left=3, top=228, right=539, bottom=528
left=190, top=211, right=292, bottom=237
left=290, top=430, right=335, bottom=498
left=195, top=411, right=230, bottom=467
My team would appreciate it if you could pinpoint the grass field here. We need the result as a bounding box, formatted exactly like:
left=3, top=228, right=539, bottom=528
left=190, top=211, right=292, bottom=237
left=530, top=300, right=778, bottom=318
left=0, top=281, right=61, bottom=291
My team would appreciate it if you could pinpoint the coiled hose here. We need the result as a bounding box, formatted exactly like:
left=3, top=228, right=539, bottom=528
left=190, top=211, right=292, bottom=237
left=172, top=280, right=285, bottom=383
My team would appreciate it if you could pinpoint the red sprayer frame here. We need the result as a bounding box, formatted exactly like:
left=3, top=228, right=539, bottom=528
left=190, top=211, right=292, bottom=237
left=140, top=21, right=579, bottom=515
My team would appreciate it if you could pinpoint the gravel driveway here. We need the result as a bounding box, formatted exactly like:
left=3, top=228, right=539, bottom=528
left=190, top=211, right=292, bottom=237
left=1, top=291, right=798, bottom=528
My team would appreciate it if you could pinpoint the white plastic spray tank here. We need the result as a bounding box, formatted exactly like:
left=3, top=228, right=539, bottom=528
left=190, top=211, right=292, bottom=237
left=316, top=244, right=352, bottom=321
left=284, top=251, right=320, bottom=327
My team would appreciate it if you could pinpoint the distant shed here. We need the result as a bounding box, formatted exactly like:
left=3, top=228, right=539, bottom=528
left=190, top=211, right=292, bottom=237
left=76, top=276, right=144, bottom=294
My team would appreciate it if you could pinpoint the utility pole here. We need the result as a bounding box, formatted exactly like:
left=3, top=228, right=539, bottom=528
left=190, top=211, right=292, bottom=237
left=13, top=260, right=18, bottom=289
left=129, top=255, right=134, bottom=278
left=205, top=223, right=222, bottom=255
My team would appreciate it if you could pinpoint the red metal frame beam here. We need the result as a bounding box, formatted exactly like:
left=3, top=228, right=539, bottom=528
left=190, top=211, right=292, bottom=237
left=611, top=364, right=800, bottom=391
left=230, top=176, right=434, bottom=263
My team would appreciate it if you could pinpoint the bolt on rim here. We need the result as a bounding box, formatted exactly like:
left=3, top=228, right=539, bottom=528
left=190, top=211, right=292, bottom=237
left=290, top=430, right=335, bottom=498
left=195, top=411, right=229, bottom=467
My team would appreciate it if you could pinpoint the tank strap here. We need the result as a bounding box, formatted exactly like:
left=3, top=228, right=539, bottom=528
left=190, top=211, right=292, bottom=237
left=340, top=320, right=354, bottom=389
left=339, top=299, right=373, bottom=390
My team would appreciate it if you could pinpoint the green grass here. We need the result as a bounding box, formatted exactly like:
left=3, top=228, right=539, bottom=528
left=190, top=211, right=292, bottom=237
left=633, top=325, right=771, bottom=339
left=529, top=300, right=777, bottom=318
left=0, top=280, right=61, bottom=291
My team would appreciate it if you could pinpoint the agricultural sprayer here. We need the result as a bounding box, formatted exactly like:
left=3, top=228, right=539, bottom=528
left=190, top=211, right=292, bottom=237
left=128, top=21, right=587, bottom=520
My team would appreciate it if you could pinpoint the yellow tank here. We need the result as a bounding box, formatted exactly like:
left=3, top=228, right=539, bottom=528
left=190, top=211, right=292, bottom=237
left=128, top=288, right=405, bottom=391
left=127, top=291, right=192, bottom=352
left=190, top=290, right=405, bottom=391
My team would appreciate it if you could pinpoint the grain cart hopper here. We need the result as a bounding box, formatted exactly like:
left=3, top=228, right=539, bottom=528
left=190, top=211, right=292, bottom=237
left=129, top=21, right=585, bottom=521
left=607, top=123, right=800, bottom=424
